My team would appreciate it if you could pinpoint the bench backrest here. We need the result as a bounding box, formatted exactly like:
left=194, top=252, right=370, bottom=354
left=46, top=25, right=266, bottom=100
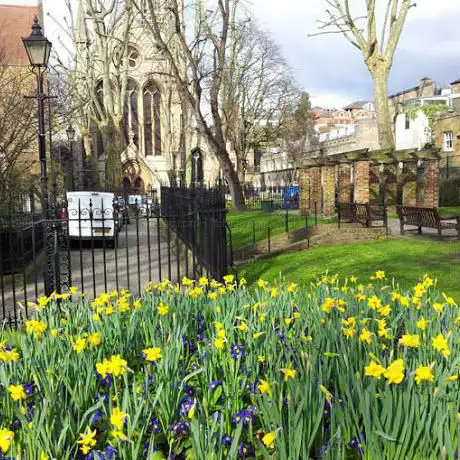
left=355, top=203, right=369, bottom=221
left=396, top=206, right=440, bottom=227
left=337, top=202, right=356, bottom=220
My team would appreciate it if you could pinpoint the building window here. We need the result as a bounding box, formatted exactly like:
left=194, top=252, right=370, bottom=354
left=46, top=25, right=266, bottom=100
left=444, top=131, right=454, bottom=151
left=127, top=46, right=140, bottom=69
left=143, top=82, right=162, bottom=156
left=122, top=80, right=139, bottom=148
left=405, top=115, right=410, bottom=130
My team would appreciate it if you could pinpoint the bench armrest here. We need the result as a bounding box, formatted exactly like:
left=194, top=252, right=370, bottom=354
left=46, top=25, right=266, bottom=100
left=439, top=215, right=460, bottom=222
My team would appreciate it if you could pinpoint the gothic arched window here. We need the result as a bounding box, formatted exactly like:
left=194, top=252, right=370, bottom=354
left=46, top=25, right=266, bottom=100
left=143, top=82, right=161, bottom=156
left=127, top=46, right=140, bottom=70
left=122, top=79, right=139, bottom=148
left=93, top=81, right=105, bottom=158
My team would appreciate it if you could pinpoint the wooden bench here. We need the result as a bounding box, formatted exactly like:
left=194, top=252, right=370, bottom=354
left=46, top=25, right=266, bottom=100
left=396, top=206, right=460, bottom=238
left=337, top=202, right=387, bottom=228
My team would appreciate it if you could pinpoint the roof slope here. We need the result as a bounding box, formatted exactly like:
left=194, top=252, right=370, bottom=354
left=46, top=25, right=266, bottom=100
left=0, top=4, right=39, bottom=66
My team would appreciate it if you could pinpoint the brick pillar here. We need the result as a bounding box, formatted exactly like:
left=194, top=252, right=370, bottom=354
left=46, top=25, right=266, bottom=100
left=354, top=161, right=370, bottom=203
left=298, top=169, right=310, bottom=216
left=338, top=164, right=352, bottom=202
left=422, top=160, right=440, bottom=207
left=402, top=162, right=417, bottom=206
left=310, top=167, right=322, bottom=214
left=369, top=165, right=381, bottom=205
left=384, top=164, right=398, bottom=206
left=322, top=166, right=336, bottom=217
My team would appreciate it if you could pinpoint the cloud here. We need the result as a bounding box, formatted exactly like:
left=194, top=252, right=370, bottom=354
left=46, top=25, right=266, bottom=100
left=251, top=0, right=460, bottom=107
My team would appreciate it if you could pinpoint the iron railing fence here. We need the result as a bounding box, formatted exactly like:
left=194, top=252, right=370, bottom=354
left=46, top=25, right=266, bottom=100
left=160, top=186, right=229, bottom=281
left=1, top=186, right=230, bottom=327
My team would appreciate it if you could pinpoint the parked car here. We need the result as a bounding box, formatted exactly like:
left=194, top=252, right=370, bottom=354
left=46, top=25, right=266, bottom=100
left=64, top=191, right=119, bottom=247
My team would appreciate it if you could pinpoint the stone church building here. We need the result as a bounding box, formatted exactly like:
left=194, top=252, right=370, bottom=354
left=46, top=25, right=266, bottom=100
left=73, top=1, right=221, bottom=196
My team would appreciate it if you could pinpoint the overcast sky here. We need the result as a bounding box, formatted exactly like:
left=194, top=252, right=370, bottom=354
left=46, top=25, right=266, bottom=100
left=10, top=0, right=460, bottom=109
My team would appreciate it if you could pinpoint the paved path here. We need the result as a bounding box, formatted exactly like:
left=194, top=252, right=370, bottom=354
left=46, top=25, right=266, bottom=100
left=387, top=218, right=460, bottom=241
left=1, top=219, right=189, bottom=320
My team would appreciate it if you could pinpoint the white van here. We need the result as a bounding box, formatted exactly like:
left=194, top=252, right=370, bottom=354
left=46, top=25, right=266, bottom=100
left=65, top=192, right=119, bottom=247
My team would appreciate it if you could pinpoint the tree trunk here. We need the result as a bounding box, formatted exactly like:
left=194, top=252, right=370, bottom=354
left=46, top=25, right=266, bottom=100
left=236, top=155, right=246, bottom=183
left=212, top=142, right=246, bottom=210
left=370, top=62, right=395, bottom=150
left=224, top=160, right=246, bottom=210
left=101, top=119, right=123, bottom=192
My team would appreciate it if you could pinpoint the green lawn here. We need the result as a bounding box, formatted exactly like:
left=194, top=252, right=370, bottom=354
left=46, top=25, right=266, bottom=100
left=239, top=239, right=460, bottom=300
left=227, top=209, right=333, bottom=250
left=439, top=206, right=460, bottom=217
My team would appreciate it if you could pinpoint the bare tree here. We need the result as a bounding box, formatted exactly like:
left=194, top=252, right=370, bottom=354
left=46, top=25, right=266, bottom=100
left=0, top=45, right=37, bottom=209
left=52, top=0, right=136, bottom=190
left=314, top=0, right=415, bottom=150
left=281, top=91, right=316, bottom=166
left=128, top=0, right=250, bottom=209
left=221, top=20, right=297, bottom=183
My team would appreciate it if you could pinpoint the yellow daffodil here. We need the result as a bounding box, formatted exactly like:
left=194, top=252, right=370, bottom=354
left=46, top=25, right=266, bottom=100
left=157, top=302, right=169, bottom=316
left=214, top=337, right=225, bottom=350
left=0, top=428, right=14, bottom=454
left=319, top=385, right=333, bottom=404
left=281, top=365, right=297, bottom=381
left=359, top=328, right=373, bottom=344
left=287, top=283, right=297, bottom=293
left=25, top=319, right=47, bottom=339
left=8, top=385, right=26, bottom=401
left=0, top=344, right=20, bottom=363
left=416, top=317, right=428, bottom=330
left=378, top=304, right=391, bottom=317
left=96, top=355, right=127, bottom=378
left=198, top=276, right=209, bottom=287
left=77, top=427, right=97, bottom=455
left=432, top=303, right=444, bottom=315
left=442, top=293, right=457, bottom=306
left=73, top=338, right=87, bottom=353
left=257, top=279, right=267, bottom=289
left=262, top=430, right=277, bottom=448
left=258, top=355, right=266, bottom=363
left=384, top=359, right=405, bottom=384
left=133, top=299, right=142, bottom=310
left=399, top=296, right=410, bottom=308
left=143, top=347, right=162, bottom=362
left=342, top=327, right=356, bottom=338
left=253, top=332, right=264, bottom=339
left=447, top=375, right=458, bottom=382
left=223, top=274, right=234, bottom=284
left=237, top=322, right=249, bottom=332
left=399, top=334, right=420, bottom=348
left=432, top=334, right=450, bottom=357
left=257, top=379, right=272, bottom=395
left=88, top=332, right=102, bottom=347
left=110, top=407, right=128, bottom=430
left=182, top=276, right=194, bottom=287
left=365, top=361, right=386, bottom=379
left=373, top=270, right=385, bottom=280
left=415, top=365, right=434, bottom=384
left=367, top=296, right=382, bottom=311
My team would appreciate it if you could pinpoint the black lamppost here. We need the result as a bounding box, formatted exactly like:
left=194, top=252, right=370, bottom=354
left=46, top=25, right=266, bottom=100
left=66, top=124, right=76, bottom=191
left=23, top=17, right=53, bottom=295
left=22, top=17, right=52, bottom=218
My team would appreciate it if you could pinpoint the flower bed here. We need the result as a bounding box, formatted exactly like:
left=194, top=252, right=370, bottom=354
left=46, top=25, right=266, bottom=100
left=0, top=273, right=459, bottom=459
